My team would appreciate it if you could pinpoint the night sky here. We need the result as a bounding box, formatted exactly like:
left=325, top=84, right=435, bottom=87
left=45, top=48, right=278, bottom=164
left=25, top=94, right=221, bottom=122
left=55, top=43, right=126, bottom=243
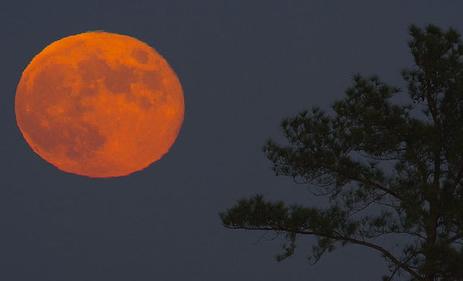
left=1, top=1, right=463, bottom=280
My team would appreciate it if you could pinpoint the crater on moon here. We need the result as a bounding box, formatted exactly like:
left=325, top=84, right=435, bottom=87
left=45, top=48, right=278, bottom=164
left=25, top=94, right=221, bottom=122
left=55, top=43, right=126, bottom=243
left=132, top=48, right=149, bottom=64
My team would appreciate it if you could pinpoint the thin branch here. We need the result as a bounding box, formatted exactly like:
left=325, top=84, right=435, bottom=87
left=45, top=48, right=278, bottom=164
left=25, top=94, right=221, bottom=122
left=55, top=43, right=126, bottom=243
left=385, top=253, right=418, bottom=281
left=366, top=230, right=427, bottom=241
left=335, top=167, right=404, bottom=201
left=224, top=225, right=424, bottom=281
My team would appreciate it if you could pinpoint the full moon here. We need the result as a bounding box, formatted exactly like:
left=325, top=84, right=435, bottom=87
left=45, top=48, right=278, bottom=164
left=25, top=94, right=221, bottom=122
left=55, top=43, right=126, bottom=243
left=15, top=32, right=184, bottom=178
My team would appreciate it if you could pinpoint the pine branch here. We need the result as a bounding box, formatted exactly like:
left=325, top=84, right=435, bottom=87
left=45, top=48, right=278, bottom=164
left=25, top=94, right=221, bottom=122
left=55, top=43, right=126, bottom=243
left=223, top=224, right=424, bottom=280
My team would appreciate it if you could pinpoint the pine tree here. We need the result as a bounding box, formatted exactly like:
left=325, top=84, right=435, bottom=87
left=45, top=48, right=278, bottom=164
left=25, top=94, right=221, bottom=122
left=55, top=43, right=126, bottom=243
left=220, top=25, right=463, bottom=281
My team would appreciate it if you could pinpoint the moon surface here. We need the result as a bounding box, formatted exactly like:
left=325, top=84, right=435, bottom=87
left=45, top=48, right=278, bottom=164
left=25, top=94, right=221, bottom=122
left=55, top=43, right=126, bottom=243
left=15, top=32, right=184, bottom=178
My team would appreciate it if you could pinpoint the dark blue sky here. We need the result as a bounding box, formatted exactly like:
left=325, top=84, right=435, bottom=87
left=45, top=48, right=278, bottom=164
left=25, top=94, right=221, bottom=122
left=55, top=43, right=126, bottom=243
left=1, top=1, right=462, bottom=280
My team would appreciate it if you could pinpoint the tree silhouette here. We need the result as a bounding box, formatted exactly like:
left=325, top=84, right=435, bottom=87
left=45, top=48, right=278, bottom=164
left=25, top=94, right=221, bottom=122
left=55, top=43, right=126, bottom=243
left=220, top=25, right=463, bottom=281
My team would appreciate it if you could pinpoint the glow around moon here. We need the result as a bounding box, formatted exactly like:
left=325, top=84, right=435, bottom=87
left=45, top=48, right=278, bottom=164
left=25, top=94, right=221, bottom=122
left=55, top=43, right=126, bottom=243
left=15, top=32, right=184, bottom=178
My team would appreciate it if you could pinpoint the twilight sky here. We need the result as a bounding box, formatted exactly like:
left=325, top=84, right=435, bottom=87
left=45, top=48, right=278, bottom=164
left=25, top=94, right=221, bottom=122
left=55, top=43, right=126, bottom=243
left=1, top=1, right=463, bottom=280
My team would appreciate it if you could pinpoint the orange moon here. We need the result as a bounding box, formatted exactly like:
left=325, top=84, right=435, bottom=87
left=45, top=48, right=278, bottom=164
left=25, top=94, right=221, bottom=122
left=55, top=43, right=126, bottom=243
left=15, top=32, right=184, bottom=178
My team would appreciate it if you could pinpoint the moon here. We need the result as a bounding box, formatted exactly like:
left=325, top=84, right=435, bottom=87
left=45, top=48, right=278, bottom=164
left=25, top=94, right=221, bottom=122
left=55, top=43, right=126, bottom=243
left=15, top=32, right=184, bottom=178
